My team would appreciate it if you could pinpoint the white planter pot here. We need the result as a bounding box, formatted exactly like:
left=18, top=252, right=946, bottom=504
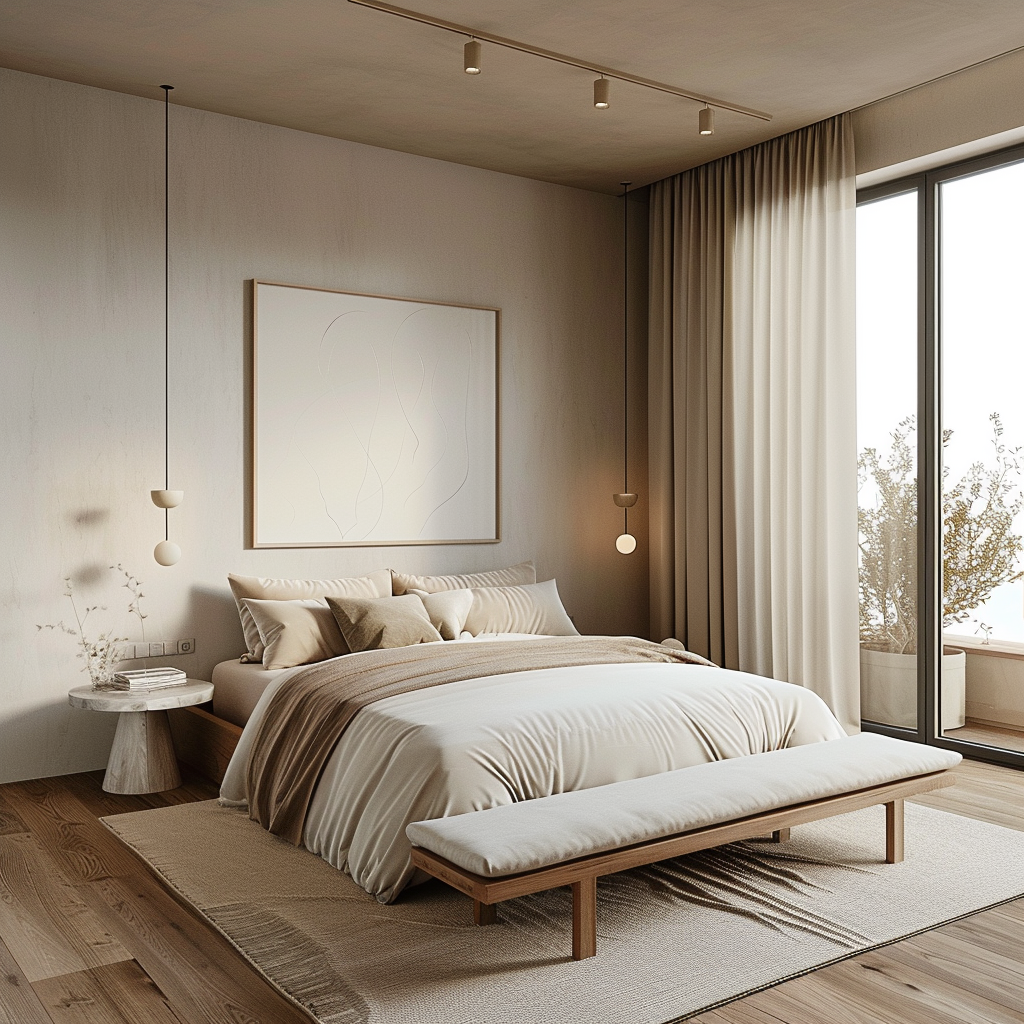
left=859, top=647, right=966, bottom=731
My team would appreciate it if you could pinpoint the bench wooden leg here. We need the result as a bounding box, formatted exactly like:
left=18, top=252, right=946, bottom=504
left=886, top=798, right=904, bottom=864
left=771, top=828, right=791, bottom=843
left=474, top=900, right=497, bottom=925
left=571, top=876, right=597, bottom=960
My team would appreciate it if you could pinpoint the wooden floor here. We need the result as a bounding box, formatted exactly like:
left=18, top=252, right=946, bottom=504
left=1, top=760, right=1024, bottom=1024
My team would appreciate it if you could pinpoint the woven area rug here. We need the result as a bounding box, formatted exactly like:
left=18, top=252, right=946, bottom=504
left=102, top=801, right=1024, bottom=1024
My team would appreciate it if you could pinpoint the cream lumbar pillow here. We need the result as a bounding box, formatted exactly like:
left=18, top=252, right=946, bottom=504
left=327, top=594, right=443, bottom=652
left=242, top=598, right=349, bottom=670
left=409, top=588, right=475, bottom=640
left=228, top=569, right=392, bottom=661
left=461, top=579, right=579, bottom=637
left=390, top=560, right=536, bottom=597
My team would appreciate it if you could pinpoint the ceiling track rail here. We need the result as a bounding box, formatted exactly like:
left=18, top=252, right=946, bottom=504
left=347, top=0, right=773, bottom=122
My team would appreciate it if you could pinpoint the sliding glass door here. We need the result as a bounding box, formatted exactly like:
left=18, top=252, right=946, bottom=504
left=857, top=144, right=1024, bottom=767
left=938, top=159, right=1024, bottom=753
left=856, top=189, right=920, bottom=731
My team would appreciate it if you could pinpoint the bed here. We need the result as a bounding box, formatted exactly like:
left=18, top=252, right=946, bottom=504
left=219, top=633, right=846, bottom=904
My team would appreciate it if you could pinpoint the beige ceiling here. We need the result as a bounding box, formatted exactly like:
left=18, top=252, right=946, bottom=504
left=2, top=1, right=1023, bottom=193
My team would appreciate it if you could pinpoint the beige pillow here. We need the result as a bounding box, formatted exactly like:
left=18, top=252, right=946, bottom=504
left=462, top=579, right=579, bottom=636
left=242, top=598, right=348, bottom=670
left=410, top=588, right=475, bottom=640
left=228, top=569, right=392, bottom=661
left=390, top=560, right=536, bottom=596
left=327, top=595, right=442, bottom=652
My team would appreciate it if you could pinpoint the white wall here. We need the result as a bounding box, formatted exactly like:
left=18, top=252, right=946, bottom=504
left=0, top=68, right=649, bottom=784
left=853, top=48, right=1024, bottom=175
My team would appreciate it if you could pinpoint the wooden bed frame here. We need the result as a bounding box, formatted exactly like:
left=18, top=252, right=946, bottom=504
left=167, top=705, right=242, bottom=785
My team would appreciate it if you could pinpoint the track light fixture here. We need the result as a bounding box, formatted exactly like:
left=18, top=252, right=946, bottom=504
left=348, top=0, right=772, bottom=133
left=464, top=37, right=481, bottom=74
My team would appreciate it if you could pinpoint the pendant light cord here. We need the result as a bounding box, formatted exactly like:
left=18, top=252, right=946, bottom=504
left=161, top=85, right=173, bottom=541
left=621, top=181, right=631, bottom=536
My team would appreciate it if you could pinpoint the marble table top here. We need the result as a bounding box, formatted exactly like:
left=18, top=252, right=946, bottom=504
left=68, top=679, right=214, bottom=713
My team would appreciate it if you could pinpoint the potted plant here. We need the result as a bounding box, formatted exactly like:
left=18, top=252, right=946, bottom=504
left=858, top=414, right=1024, bottom=729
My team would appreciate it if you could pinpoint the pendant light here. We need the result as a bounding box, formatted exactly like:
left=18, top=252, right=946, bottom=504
left=152, top=84, right=183, bottom=567
left=614, top=181, right=637, bottom=555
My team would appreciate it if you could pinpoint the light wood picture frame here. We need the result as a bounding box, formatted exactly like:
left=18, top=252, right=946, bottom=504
left=252, top=280, right=500, bottom=548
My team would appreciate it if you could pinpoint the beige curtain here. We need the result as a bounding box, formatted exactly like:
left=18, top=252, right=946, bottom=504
left=649, top=113, right=859, bottom=733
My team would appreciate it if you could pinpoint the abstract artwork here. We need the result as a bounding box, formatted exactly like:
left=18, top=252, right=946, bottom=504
left=252, top=281, right=499, bottom=547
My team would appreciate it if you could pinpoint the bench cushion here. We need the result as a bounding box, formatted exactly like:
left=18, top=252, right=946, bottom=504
left=406, top=734, right=961, bottom=878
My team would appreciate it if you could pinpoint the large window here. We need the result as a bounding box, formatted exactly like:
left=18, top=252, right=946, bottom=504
left=857, top=145, right=1024, bottom=765
left=857, top=191, right=919, bottom=730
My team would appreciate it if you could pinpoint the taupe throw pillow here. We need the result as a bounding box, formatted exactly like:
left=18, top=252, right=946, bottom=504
left=241, top=598, right=349, bottom=670
left=228, top=569, right=392, bottom=661
left=327, top=595, right=443, bottom=652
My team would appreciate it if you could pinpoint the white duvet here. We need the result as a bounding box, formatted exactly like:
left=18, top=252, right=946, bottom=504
left=221, top=637, right=846, bottom=903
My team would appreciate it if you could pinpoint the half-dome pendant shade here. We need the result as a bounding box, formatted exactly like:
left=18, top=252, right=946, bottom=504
left=464, top=38, right=481, bottom=74
left=594, top=76, right=610, bottom=109
left=151, top=489, right=183, bottom=509
left=613, top=492, right=637, bottom=508
left=699, top=104, right=715, bottom=136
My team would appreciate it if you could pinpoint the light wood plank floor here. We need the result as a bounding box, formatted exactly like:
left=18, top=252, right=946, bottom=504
left=1, top=759, right=1023, bottom=1024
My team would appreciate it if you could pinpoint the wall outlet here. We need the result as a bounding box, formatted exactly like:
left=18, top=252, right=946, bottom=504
left=176, top=638, right=195, bottom=655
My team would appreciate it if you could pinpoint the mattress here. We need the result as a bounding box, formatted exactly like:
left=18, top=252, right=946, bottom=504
left=221, top=639, right=846, bottom=903
left=210, top=635, right=546, bottom=726
left=211, top=659, right=294, bottom=727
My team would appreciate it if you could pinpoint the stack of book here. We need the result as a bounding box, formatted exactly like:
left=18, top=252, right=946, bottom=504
left=110, top=667, right=187, bottom=692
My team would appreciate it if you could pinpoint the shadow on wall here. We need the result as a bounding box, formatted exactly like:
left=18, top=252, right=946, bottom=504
left=190, top=585, right=246, bottom=669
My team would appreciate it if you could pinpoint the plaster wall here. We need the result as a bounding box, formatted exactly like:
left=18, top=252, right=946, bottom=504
left=0, top=68, right=649, bottom=783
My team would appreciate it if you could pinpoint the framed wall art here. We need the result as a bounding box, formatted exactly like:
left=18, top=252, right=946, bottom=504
left=252, top=280, right=499, bottom=547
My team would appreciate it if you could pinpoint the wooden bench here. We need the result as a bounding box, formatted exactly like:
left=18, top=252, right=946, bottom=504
left=407, top=734, right=961, bottom=960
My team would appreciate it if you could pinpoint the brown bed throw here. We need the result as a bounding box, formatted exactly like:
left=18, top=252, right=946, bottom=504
left=246, top=636, right=713, bottom=845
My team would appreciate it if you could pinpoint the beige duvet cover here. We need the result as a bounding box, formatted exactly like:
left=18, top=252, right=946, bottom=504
left=220, top=637, right=845, bottom=903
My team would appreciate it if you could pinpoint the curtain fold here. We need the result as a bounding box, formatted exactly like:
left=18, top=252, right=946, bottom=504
left=649, top=113, right=859, bottom=733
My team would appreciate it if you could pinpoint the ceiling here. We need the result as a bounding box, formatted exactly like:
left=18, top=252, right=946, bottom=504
left=2, top=1, right=1023, bottom=193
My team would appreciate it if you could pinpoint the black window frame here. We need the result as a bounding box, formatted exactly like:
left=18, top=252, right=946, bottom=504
left=858, top=141, right=1024, bottom=769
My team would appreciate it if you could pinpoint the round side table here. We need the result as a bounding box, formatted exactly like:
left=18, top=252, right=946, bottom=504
left=68, top=680, right=214, bottom=795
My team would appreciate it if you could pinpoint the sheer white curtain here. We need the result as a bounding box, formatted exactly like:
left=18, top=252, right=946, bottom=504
left=649, top=114, right=859, bottom=733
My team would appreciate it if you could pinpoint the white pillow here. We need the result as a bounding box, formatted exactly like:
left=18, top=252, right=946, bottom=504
left=462, top=579, right=578, bottom=637
left=410, top=588, right=475, bottom=640
left=242, top=598, right=349, bottom=670
left=390, top=560, right=536, bottom=596
left=228, top=569, right=392, bottom=661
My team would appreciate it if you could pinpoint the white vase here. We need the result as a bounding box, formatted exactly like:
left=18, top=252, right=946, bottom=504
left=859, top=647, right=966, bottom=731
